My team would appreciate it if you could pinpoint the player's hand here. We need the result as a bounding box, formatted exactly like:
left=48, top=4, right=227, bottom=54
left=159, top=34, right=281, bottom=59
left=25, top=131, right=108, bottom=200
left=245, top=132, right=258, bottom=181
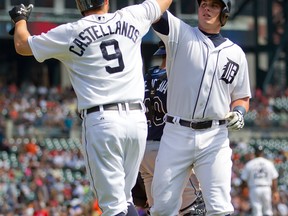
left=8, top=4, right=33, bottom=35
left=9, top=4, right=34, bottom=23
left=225, top=111, right=244, bottom=130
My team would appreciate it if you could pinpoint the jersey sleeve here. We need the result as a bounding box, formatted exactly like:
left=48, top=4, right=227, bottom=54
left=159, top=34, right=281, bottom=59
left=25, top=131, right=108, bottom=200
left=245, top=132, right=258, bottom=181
left=230, top=49, right=252, bottom=101
left=28, top=23, right=74, bottom=63
left=121, top=0, right=162, bottom=25
left=152, top=11, right=182, bottom=77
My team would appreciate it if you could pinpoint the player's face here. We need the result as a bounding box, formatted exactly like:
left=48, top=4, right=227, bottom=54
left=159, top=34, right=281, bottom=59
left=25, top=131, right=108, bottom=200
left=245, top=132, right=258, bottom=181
left=198, top=0, right=223, bottom=33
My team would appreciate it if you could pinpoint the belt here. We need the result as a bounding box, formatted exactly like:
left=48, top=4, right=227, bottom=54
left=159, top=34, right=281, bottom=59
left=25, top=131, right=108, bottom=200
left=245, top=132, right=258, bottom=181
left=86, top=102, right=142, bottom=114
left=166, top=115, right=226, bottom=130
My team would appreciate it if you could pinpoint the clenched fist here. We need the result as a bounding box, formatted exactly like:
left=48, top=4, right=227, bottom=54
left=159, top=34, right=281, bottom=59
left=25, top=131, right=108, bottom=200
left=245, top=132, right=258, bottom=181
left=9, top=4, right=34, bottom=24
left=225, top=111, right=244, bottom=130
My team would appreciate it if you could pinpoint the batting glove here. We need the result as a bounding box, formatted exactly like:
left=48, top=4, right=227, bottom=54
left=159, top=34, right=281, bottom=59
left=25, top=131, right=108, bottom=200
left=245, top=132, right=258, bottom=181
left=9, top=4, right=33, bottom=23
left=8, top=4, right=33, bottom=35
left=225, top=110, right=244, bottom=130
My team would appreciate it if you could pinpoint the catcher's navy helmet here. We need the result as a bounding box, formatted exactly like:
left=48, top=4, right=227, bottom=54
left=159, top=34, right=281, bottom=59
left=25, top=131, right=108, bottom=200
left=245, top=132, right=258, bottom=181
left=76, top=0, right=104, bottom=15
left=197, top=0, right=231, bottom=26
left=153, top=41, right=166, bottom=56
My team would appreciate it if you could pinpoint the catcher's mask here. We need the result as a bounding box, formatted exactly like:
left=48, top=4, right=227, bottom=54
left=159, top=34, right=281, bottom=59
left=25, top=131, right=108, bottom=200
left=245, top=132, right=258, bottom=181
left=197, top=0, right=231, bottom=26
left=153, top=41, right=166, bottom=56
left=75, top=0, right=105, bottom=15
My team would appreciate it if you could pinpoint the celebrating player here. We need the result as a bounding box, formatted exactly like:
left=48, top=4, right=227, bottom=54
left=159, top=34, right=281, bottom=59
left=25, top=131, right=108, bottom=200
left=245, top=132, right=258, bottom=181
left=149, top=0, right=251, bottom=215
left=241, top=145, right=279, bottom=216
left=8, top=0, right=172, bottom=216
left=139, top=41, right=206, bottom=215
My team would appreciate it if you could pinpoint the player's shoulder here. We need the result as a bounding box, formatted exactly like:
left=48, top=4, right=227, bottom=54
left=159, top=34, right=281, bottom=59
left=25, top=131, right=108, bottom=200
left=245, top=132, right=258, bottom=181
left=223, top=38, right=245, bottom=52
left=244, top=159, right=256, bottom=169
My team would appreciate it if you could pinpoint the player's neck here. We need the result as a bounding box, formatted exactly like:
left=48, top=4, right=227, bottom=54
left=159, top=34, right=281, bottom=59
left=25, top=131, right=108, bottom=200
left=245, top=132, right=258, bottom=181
left=84, top=5, right=109, bottom=16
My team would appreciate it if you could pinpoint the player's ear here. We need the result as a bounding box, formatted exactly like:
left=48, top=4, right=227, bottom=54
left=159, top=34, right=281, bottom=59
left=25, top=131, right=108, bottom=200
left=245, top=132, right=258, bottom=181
left=105, top=0, right=110, bottom=12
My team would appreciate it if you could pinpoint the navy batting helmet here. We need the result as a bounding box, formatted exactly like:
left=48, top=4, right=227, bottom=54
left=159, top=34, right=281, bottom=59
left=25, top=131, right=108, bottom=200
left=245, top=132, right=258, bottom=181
left=197, top=0, right=231, bottom=26
left=75, top=0, right=104, bottom=15
left=153, top=41, right=166, bottom=56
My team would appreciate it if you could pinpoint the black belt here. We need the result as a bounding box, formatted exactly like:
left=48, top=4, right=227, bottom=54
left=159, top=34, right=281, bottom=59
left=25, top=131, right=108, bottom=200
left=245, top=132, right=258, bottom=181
left=86, top=102, right=142, bottom=114
left=166, top=115, right=226, bottom=130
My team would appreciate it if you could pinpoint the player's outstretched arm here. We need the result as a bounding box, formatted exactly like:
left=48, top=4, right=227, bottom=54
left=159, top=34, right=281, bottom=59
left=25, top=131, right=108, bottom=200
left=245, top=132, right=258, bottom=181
left=156, top=0, right=172, bottom=14
left=13, top=20, right=32, bottom=56
left=9, top=4, right=33, bottom=56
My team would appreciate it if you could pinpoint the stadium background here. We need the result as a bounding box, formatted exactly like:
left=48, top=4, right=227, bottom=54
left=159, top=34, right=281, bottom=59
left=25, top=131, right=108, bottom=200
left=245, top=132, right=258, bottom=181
left=0, top=0, right=287, bottom=215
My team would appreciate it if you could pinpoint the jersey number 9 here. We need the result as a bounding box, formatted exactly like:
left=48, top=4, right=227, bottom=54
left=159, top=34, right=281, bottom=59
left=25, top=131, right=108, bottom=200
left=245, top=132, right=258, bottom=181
left=100, top=39, right=125, bottom=74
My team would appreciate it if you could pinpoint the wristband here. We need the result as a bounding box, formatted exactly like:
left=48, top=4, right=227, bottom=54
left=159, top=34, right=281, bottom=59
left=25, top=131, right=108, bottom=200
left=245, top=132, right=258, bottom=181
left=233, top=106, right=246, bottom=116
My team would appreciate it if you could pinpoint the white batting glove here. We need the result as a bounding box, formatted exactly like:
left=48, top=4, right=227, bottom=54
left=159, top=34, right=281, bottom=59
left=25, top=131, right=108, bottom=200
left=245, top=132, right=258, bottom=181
left=225, top=111, right=244, bottom=130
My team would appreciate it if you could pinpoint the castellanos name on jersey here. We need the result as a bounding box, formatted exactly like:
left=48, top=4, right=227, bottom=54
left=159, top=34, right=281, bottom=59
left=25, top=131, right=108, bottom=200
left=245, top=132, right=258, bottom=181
left=27, top=0, right=162, bottom=110
left=69, top=20, right=139, bottom=56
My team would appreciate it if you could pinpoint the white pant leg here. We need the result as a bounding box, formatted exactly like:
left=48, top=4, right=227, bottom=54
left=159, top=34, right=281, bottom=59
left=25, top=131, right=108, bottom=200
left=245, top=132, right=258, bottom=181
left=250, top=187, right=273, bottom=216
left=193, top=126, right=234, bottom=216
left=150, top=123, right=197, bottom=216
left=140, top=140, right=200, bottom=213
left=81, top=110, right=147, bottom=216
left=262, top=188, right=273, bottom=216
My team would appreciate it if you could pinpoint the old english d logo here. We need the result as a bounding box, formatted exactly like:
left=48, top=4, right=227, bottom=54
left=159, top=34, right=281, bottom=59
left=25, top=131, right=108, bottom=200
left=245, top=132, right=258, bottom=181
left=220, top=58, right=239, bottom=84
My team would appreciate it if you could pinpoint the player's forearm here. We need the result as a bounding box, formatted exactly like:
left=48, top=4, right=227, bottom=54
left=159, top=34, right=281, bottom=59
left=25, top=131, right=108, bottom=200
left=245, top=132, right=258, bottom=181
left=156, top=0, right=172, bottom=14
left=230, top=97, right=250, bottom=114
left=14, top=20, right=33, bottom=56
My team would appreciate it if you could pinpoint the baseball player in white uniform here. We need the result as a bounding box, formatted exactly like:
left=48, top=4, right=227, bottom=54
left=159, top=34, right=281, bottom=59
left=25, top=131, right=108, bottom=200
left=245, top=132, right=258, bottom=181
left=241, top=145, right=279, bottom=216
left=149, top=0, right=252, bottom=215
left=8, top=0, right=172, bottom=215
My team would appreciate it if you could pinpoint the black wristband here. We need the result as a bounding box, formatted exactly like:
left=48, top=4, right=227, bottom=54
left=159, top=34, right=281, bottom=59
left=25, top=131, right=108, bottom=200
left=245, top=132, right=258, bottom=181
left=233, top=106, right=246, bottom=116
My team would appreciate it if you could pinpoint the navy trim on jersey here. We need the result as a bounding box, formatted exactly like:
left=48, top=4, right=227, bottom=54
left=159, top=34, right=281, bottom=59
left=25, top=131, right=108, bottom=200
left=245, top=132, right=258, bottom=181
left=200, top=30, right=226, bottom=47
left=202, top=50, right=221, bottom=118
left=152, top=11, right=169, bottom=35
left=192, top=42, right=209, bottom=119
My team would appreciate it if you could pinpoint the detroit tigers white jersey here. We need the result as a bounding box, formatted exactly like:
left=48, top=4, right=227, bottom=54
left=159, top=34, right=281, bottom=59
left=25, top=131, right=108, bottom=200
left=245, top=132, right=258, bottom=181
left=155, top=11, right=251, bottom=121
left=28, top=0, right=161, bottom=111
left=241, top=156, right=278, bottom=215
left=241, top=157, right=279, bottom=187
left=150, top=10, right=251, bottom=216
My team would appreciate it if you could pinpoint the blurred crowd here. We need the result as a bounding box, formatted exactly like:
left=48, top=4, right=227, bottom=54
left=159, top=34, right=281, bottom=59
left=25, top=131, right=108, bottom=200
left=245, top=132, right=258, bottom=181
left=0, top=81, right=80, bottom=141
left=0, top=82, right=288, bottom=215
left=246, top=85, right=288, bottom=129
